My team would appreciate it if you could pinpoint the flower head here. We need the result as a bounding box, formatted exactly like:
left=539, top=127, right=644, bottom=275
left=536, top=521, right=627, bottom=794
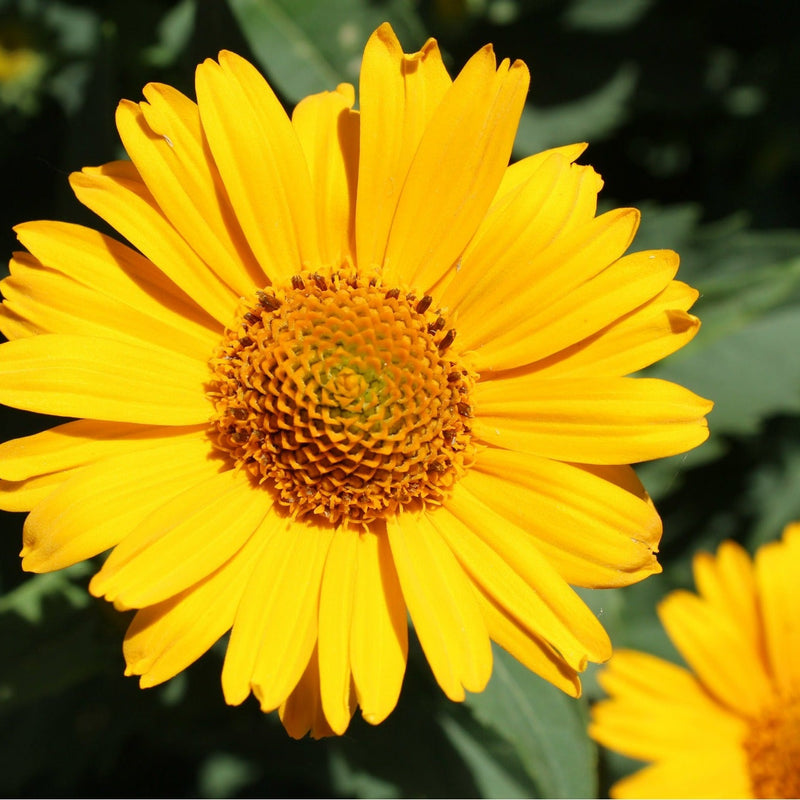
left=0, top=24, right=711, bottom=738
left=0, top=19, right=47, bottom=112
left=590, top=524, right=800, bottom=799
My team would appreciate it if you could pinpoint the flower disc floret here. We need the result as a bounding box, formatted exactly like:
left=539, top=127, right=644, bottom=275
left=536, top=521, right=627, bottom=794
left=209, top=270, right=475, bottom=524
left=744, top=695, right=800, bottom=798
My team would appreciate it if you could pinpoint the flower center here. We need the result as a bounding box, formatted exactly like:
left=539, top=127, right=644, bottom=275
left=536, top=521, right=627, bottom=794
left=208, top=270, right=475, bottom=525
left=743, top=694, right=800, bottom=798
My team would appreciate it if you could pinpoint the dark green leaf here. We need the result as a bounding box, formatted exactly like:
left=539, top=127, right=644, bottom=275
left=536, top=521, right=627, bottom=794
left=464, top=645, right=598, bottom=798
left=565, top=0, right=654, bottom=31
left=515, top=64, right=637, bottom=155
left=0, top=565, right=121, bottom=712
left=651, top=304, right=800, bottom=436
left=143, top=0, right=197, bottom=68
left=439, top=711, right=539, bottom=798
left=226, top=0, right=427, bottom=102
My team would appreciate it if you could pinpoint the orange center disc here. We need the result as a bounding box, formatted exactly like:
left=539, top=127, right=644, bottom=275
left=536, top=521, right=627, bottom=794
left=208, top=270, right=475, bottom=525
left=743, top=694, right=800, bottom=798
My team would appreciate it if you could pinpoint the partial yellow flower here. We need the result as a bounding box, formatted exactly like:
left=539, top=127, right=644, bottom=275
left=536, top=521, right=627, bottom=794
left=0, top=23, right=711, bottom=738
left=590, top=524, right=800, bottom=799
left=0, top=39, right=39, bottom=83
left=0, top=20, right=47, bottom=110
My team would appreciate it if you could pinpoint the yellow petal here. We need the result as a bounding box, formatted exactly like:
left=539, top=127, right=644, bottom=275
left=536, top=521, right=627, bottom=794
left=471, top=249, right=681, bottom=372
left=0, top=420, right=201, bottom=511
left=123, top=529, right=268, bottom=688
left=439, top=153, right=598, bottom=312
left=90, top=468, right=272, bottom=608
left=440, top=487, right=612, bottom=668
left=1, top=471, right=78, bottom=512
left=221, top=517, right=334, bottom=711
left=350, top=526, right=408, bottom=725
left=70, top=161, right=237, bottom=325
left=219, top=510, right=287, bottom=705
left=474, top=376, right=712, bottom=464
left=462, top=448, right=661, bottom=588
left=755, top=531, right=800, bottom=694
left=250, top=524, right=335, bottom=713
left=493, top=142, right=589, bottom=201
left=610, top=748, right=751, bottom=800
left=693, top=542, right=766, bottom=671
left=292, top=84, right=359, bottom=266
left=21, top=428, right=217, bottom=572
left=476, top=587, right=582, bottom=697
left=530, top=280, right=700, bottom=378
left=317, top=526, right=358, bottom=735
left=279, top=645, right=336, bottom=740
left=658, top=589, right=774, bottom=715
left=13, top=220, right=220, bottom=343
left=386, top=511, right=492, bottom=701
left=355, top=24, right=451, bottom=275
left=117, top=89, right=266, bottom=294
left=592, top=650, right=748, bottom=762
left=694, top=544, right=755, bottom=614
left=0, top=304, right=35, bottom=341
left=457, top=208, right=640, bottom=363
left=195, top=51, right=318, bottom=283
left=0, top=334, right=210, bottom=425
left=383, top=47, right=529, bottom=290
left=2, top=252, right=214, bottom=361
left=0, top=419, right=188, bottom=482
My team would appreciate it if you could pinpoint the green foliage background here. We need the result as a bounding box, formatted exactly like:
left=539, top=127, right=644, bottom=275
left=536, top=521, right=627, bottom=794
left=1, top=0, right=798, bottom=796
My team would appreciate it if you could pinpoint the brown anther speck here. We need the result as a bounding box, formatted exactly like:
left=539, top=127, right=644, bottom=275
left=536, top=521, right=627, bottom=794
left=311, top=273, right=328, bottom=291
left=438, top=329, right=457, bottom=351
left=428, top=317, right=446, bottom=334
left=291, top=275, right=305, bottom=290
left=243, top=312, right=260, bottom=326
left=416, top=295, right=433, bottom=314
left=385, top=288, right=400, bottom=300
left=256, top=291, right=281, bottom=311
left=457, top=402, right=472, bottom=418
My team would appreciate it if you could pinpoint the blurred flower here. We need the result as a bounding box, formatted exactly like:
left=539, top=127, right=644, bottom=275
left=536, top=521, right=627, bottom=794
left=0, top=19, right=47, bottom=113
left=590, top=523, right=800, bottom=799
left=0, top=31, right=38, bottom=80
left=0, top=23, right=710, bottom=738
left=433, top=0, right=470, bottom=23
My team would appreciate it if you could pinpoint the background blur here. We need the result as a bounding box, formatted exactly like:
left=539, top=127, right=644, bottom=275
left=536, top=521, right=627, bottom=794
left=1, top=0, right=799, bottom=796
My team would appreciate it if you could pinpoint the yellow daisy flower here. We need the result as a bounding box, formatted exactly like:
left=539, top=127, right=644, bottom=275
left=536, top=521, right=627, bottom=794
left=0, top=24, right=711, bottom=738
left=590, top=523, right=800, bottom=799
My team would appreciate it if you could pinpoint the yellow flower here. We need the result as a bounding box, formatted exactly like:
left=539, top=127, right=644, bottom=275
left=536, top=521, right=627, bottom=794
left=0, top=39, right=39, bottom=83
left=0, top=21, right=47, bottom=111
left=590, top=524, right=800, bottom=799
left=0, top=24, right=711, bottom=738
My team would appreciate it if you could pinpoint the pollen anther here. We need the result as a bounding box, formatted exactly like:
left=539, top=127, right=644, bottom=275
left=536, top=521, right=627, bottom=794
left=439, top=329, right=457, bottom=351
left=256, top=291, right=281, bottom=311
left=416, top=295, right=433, bottom=313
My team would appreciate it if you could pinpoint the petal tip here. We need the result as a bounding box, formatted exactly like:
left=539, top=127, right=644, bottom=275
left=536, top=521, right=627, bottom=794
left=419, top=37, right=442, bottom=59
left=87, top=571, right=108, bottom=599
left=360, top=707, right=392, bottom=726
left=19, top=554, right=45, bottom=574
left=371, top=21, right=402, bottom=53
left=116, top=97, right=139, bottom=114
